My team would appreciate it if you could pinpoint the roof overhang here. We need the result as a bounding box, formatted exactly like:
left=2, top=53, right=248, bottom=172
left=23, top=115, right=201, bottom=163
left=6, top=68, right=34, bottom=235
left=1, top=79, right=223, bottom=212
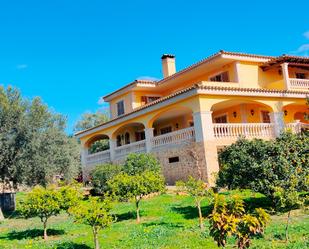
left=261, top=55, right=309, bottom=71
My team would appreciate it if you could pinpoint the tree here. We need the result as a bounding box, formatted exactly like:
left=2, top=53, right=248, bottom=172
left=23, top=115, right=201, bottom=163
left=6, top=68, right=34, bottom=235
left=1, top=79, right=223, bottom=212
left=108, top=171, right=165, bottom=223
left=90, top=164, right=123, bottom=195
left=123, top=153, right=161, bottom=175
left=0, top=86, right=80, bottom=192
left=217, top=132, right=309, bottom=208
left=69, top=196, right=114, bottom=249
left=176, top=176, right=213, bottom=230
left=74, top=109, right=110, bottom=132
left=208, top=194, right=270, bottom=248
left=20, top=186, right=63, bottom=240
left=20, top=185, right=81, bottom=240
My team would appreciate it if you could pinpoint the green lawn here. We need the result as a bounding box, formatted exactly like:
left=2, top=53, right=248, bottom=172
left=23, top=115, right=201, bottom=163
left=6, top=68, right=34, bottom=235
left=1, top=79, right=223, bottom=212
left=0, top=190, right=308, bottom=249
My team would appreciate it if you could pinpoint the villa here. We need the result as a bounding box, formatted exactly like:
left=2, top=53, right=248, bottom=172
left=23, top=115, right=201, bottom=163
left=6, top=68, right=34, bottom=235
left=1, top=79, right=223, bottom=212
left=75, top=51, right=309, bottom=185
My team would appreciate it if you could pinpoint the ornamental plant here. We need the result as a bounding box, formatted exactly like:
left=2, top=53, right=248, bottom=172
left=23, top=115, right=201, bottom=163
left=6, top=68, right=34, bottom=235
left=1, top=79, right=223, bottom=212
left=208, top=194, right=270, bottom=249
left=69, top=196, right=114, bottom=249
left=20, top=186, right=63, bottom=240
left=176, top=176, right=213, bottom=230
left=108, top=170, right=165, bottom=223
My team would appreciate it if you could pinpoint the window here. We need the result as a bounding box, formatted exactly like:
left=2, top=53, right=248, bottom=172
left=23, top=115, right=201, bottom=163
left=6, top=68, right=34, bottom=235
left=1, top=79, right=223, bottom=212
left=124, top=132, right=130, bottom=144
left=135, top=131, right=145, bottom=141
left=168, top=156, right=179, bottom=163
left=210, top=71, right=229, bottom=82
left=214, top=115, right=228, bottom=123
left=141, top=96, right=160, bottom=105
left=261, top=111, right=270, bottom=123
left=116, top=101, right=125, bottom=116
left=116, top=135, right=122, bottom=147
left=295, top=73, right=306, bottom=79
left=160, top=126, right=172, bottom=135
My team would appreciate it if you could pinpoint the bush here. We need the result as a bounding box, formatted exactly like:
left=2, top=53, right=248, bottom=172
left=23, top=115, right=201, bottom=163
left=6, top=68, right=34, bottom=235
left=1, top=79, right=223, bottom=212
left=123, top=153, right=161, bottom=175
left=217, top=132, right=309, bottom=209
left=90, top=164, right=122, bottom=195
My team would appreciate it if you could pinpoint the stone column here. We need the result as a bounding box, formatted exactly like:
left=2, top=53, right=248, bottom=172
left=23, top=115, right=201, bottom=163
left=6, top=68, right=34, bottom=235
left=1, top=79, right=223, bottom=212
left=109, top=139, right=116, bottom=161
left=269, top=111, right=285, bottom=137
left=193, top=111, right=219, bottom=186
left=281, top=63, right=290, bottom=90
left=144, top=128, right=154, bottom=153
left=193, top=111, right=214, bottom=142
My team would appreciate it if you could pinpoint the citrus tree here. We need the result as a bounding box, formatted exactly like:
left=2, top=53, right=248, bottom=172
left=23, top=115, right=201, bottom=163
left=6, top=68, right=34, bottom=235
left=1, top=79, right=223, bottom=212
left=176, top=176, right=213, bottom=230
left=108, top=170, right=164, bottom=223
left=20, top=186, right=63, bottom=240
left=69, top=196, right=114, bottom=249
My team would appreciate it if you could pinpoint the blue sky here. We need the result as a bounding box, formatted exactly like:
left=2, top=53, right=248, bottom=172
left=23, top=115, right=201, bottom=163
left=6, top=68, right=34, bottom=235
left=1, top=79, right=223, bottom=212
left=1, top=0, right=309, bottom=134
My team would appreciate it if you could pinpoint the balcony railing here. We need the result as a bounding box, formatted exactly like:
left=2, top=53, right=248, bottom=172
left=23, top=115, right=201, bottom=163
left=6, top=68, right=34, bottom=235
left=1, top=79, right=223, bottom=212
left=213, top=123, right=275, bottom=139
left=289, top=78, right=309, bottom=89
left=86, top=150, right=110, bottom=166
left=114, top=140, right=146, bottom=159
left=285, top=122, right=309, bottom=133
left=152, top=127, right=195, bottom=148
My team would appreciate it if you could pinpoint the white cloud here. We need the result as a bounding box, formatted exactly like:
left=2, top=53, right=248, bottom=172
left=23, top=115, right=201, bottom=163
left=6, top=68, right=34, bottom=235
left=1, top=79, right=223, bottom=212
left=296, top=44, right=309, bottom=53
left=136, top=76, right=159, bottom=81
left=304, top=31, right=309, bottom=39
left=16, top=64, right=28, bottom=70
left=97, top=97, right=105, bottom=105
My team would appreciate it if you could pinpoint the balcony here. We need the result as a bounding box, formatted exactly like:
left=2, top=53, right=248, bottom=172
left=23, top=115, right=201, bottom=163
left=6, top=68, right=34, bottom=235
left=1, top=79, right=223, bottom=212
left=289, top=78, right=309, bottom=89
left=84, top=121, right=308, bottom=168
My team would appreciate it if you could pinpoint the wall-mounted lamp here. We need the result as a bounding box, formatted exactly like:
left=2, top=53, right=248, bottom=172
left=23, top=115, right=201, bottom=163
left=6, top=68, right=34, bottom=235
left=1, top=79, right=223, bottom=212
left=233, top=111, right=237, bottom=118
left=250, top=109, right=255, bottom=116
left=284, top=110, right=288, bottom=116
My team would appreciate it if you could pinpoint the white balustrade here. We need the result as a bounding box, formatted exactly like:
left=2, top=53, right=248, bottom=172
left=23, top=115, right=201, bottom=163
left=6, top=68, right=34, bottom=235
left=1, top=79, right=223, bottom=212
left=114, top=140, right=146, bottom=158
left=285, top=122, right=309, bottom=133
left=289, top=78, right=309, bottom=89
left=152, top=127, right=195, bottom=148
left=85, top=150, right=111, bottom=166
left=213, top=123, right=275, bottom=139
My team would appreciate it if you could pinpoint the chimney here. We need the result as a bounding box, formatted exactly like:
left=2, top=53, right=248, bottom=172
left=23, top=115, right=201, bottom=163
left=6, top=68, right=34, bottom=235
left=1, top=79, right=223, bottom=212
left=161, top=54, right=176, bottom=78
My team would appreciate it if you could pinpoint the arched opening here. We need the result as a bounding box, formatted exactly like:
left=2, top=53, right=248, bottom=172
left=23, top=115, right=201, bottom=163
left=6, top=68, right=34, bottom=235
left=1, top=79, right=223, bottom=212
left=85, top=134, right=110, bottom=154
left=112, top=122, right=145, bottom=147
left=211, top=99, right=273, bottom=124
left=282, top=103, right=308, bottom=123
left=150, top=106, right=194, bottom=136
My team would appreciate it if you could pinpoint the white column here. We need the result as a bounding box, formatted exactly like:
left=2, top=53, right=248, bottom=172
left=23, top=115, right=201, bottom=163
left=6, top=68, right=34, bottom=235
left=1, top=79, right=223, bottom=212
left=281, top=63, right=290, bottom=90
left=109, top=139, right=116, bottom=161
left=144, top=128, right=154, bottom=153
left=269, top=112, right=285, bottom=137
left=193, top=111, right=214, bottom=142
left=81, top=147, right=88, bottom=167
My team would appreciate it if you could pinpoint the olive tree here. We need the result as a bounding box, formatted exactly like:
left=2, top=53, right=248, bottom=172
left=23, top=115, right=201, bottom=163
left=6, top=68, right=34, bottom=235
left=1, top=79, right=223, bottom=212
left=176, top=176, right=213, bottom=230
left=69, top=196, right=114, bottom=249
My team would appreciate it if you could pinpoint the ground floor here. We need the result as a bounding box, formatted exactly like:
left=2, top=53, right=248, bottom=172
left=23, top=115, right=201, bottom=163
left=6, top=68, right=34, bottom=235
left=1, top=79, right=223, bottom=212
left=79, top=90, right=308, bottom=184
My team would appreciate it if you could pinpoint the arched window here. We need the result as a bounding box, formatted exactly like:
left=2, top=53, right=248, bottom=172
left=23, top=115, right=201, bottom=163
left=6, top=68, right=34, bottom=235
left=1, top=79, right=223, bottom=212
left=116, top=135, right=122, bottom=147
left=125, top=132, right=130, bottom=145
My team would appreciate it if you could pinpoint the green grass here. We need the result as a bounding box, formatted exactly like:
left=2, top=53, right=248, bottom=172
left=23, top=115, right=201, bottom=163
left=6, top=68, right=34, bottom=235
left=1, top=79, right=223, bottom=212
left=0, top=190, right=308, bottom=249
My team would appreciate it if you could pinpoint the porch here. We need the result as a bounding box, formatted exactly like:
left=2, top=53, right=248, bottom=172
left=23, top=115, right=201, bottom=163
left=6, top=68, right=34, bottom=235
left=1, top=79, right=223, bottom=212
left=84, top=121, right=308, bottom=166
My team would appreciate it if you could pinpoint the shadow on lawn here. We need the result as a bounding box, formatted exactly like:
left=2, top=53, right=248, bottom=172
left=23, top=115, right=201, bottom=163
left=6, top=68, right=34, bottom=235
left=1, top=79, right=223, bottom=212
left=0, top=228, right=65, bottom=240
left=55, top=242, right=91, bottom=249
left=3, top=210, right=23, bottom=219
left=115, top=210, right=138, bottom=222
left=143, top=221, right=184, bottom=228
left=172, top=204, right=213, bottom=219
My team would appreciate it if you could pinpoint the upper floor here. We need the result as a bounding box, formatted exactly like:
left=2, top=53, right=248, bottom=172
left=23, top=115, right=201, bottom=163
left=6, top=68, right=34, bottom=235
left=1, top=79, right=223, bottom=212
left=103, top=51, right=309, bottom=119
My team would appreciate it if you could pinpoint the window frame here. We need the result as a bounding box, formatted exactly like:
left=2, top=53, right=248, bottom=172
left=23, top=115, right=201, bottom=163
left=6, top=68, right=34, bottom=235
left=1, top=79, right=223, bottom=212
left=116, top=100, right=125, bottom=116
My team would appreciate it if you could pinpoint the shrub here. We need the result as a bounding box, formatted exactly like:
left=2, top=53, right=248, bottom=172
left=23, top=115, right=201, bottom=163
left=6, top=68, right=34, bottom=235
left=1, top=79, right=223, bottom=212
left=90, top=164, right=122, bottom=195
left=208, top=194, right=270, bottom=248
left=123, top=153, right=161, bottom=175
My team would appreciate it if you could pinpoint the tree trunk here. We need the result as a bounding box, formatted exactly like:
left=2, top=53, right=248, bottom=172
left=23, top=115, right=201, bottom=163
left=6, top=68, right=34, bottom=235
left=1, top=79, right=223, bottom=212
left=135, top=197, right=141, bottom=223
left=43, top=220, right=48, bottom=240
left=285, top=210, right=291, bottom=242
left=197, top=202, right=204, bottom=230
left=93, top=227, right=100, bottom=249
left=0, top=208, right=4, bottom=221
